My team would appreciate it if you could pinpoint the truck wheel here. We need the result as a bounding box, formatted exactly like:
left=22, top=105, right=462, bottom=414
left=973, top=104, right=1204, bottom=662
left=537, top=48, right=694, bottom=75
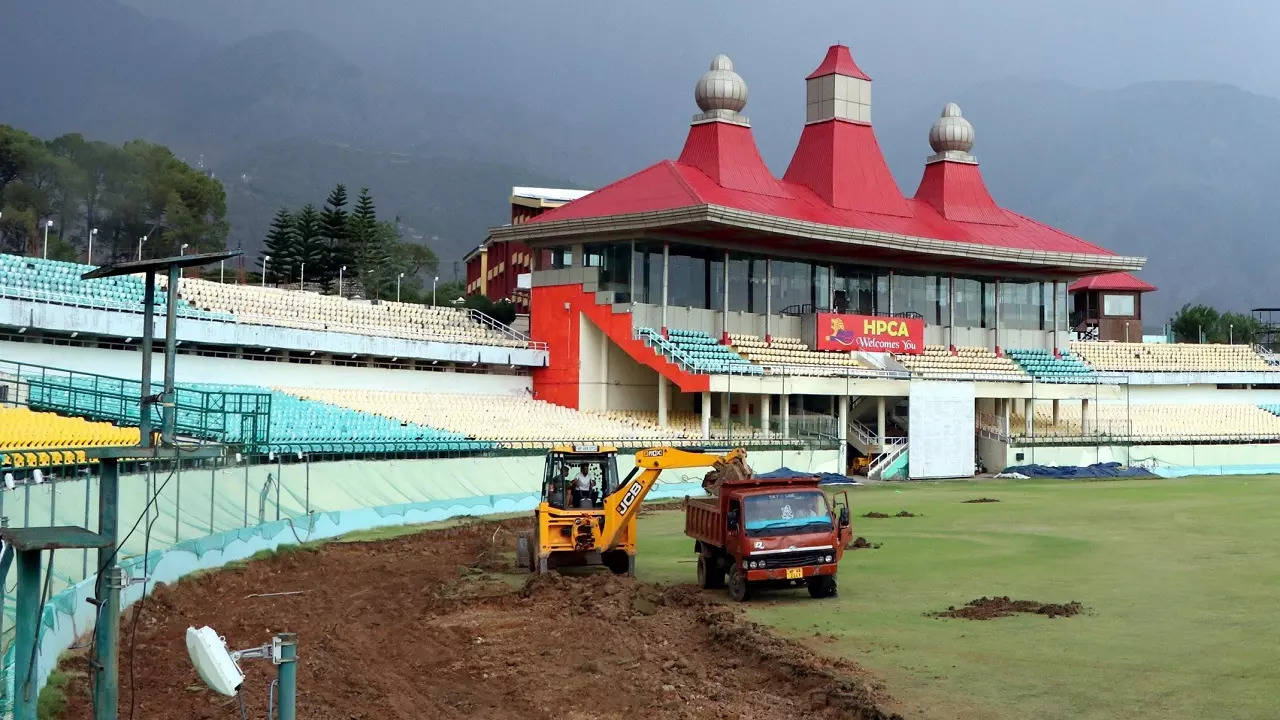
left=603, top=550, right=633, bottom=575
left=697, top=557, right=725, bottom=589
left=807, top=574, right=837, bottom=599
left=727, top=566, right=751, bottom=602
left=516, top=534, right=532, bottom=572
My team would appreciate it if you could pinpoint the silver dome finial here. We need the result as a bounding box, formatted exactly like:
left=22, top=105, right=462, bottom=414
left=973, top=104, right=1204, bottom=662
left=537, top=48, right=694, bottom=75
left=692, top=54, right=749, bottom=126
left=927, top=102, right=976, bottom=163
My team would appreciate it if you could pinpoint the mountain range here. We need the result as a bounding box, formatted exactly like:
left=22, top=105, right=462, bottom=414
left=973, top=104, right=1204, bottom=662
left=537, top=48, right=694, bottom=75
left=5, top=0, right=1280, bottom=322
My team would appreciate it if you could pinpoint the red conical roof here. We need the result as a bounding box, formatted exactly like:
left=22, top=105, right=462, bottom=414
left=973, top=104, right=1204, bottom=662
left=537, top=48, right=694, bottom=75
left=806, top=45, right=871, bottom=80
left=678, top=121, right=791, bottom=197
left=913, top=160, right=1011, bottom=226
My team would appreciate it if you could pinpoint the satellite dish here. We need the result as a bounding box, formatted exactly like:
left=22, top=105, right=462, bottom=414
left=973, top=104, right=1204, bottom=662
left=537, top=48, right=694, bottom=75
left=3, top=473, right=14, bottom=490
left=185, top=626, right=245, bottom=697
left=31, top=469, right=44, bottom=484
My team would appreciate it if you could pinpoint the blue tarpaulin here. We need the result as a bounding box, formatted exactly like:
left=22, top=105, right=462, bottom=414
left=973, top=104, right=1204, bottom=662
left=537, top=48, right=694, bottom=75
left=1001, top=462, right=1155, bottom=479
left=755, top=467, right=859, bottom=484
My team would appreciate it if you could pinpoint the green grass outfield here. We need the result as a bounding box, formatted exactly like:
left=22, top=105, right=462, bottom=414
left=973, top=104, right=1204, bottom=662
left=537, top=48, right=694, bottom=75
left=634, top=475, right=1280, bottom=720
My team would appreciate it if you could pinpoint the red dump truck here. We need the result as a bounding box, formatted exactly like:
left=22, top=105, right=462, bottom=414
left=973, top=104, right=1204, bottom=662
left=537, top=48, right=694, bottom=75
left=685, top=470, right=852, bottom=601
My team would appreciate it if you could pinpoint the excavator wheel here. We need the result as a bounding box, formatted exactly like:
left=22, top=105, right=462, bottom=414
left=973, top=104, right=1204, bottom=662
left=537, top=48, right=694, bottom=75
left=727, top=566, right=751, bottom=602
left=697, top=556, right=724, bottom=589
left=603, top=550, right=633, bottom=576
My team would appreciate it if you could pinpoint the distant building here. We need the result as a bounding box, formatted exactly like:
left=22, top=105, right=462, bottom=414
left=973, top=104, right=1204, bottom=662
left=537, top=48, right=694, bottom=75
left=1069, top=272, right=1156, bottom=342
left=466, top=186, right=591, bottom=309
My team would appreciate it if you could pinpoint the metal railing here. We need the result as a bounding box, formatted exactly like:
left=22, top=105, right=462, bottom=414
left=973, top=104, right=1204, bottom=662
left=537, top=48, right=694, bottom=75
left=0, top=359, right=273, bottom=446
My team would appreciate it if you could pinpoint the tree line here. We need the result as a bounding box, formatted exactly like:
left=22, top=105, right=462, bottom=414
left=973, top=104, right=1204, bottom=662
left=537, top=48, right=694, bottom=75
left=1169, top=304, right=1261, bottom=344
left=0, top=125, right=226, bottom=262
left=259, top=184, right=437, bottom=301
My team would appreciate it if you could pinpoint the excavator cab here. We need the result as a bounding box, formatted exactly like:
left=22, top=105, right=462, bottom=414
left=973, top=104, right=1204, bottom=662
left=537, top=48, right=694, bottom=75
left=541, top=445, right=621, bottom=510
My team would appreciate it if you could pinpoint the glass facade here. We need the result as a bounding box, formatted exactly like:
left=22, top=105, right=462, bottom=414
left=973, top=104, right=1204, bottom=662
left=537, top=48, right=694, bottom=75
left=562, top=239, right=1063, bottom=333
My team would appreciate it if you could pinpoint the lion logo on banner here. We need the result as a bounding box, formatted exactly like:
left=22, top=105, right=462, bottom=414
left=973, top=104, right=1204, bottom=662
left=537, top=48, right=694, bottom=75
left=826, top=317, right=856, bottom=346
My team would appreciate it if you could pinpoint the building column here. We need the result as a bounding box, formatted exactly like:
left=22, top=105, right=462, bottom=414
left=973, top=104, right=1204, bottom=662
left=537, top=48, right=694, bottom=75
left=721, top=250, right=730, bottom=343
left=781, top=394, right=791, bottom=439
left=660, top=242, right=669, bottom=335
left=628, top=239, right=638, bottom=306
left=993, top=279, right=1002, bottom=354
left=764, top=258, right=773, bottom=342
left=887, top=270, right=894, bottom=314
left=479, top=247, right=489, bottom=298
left=1023, top=397, right=1033, bottom=436
left=1052, top=398, right=1061, bottom=426
left=948, top=274, right=956, bottom=350
left=599, top=329, right=609, bottom=410
left=827, top=265, right=835, bottom=310
left=721, top=392, right=731, bottom=438
left=740, top=397, right=751, bottom=431
left=837, top=395, right=850, bottom=475
left=1051, top=280, right=1060, bottom=355
left=1000, top=397, right=1010, bottom=435
left=1081, top=398, right=1091, bottom=434
left=657, top=375, right=668, bottom=427
left=700, top=391, right=712, bottom=440
left=876, top=396, right=887, bottom=444
left=759, top=393, right=771, bottom=435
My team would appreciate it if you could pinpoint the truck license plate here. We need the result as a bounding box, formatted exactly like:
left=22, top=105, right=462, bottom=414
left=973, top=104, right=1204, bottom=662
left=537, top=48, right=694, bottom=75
left=785, top=567, right=803, bottom=580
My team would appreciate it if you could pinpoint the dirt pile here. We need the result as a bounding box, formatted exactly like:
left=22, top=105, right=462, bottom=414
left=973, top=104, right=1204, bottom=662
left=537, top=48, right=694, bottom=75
left=893, top=511, right=918, bottom=518
left=962, top=498, right=1000, bottom=503
left=848, top=536, right=882, bottom=550
left=54, top=517, right=901, bottom=720
left=861, top=512, right=890, bottom=519
left=935, top=596, right=1083, bottom=620
left=861, top=511, right=919, bottom=519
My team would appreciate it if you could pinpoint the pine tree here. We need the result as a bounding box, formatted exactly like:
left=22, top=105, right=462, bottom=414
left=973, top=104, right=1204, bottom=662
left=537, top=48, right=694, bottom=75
left=347, top=187, right=380, bottom=274
left=293, top=204, right=325, bottom=287
left=319, top=183, right=349, bottom=280
left=260, top=207, right=297, bottom=284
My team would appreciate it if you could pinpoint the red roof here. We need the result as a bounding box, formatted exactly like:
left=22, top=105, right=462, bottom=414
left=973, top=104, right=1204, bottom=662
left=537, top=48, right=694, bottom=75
left=1069, top=272, right=1156, bottom=293
left=806, top=45, right=871, bottom=81
left=523, top=46, right=1127, bottom=263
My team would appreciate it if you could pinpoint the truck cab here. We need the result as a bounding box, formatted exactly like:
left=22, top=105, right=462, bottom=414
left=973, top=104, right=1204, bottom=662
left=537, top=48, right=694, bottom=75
left=685, top=472, right=852, bottom=601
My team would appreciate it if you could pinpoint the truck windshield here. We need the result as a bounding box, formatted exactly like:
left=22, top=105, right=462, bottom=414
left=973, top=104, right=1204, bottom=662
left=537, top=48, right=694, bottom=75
left=742, top=491, right=832, bottom=537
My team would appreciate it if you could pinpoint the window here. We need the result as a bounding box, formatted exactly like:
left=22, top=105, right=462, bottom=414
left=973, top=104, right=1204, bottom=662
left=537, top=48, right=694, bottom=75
left=998, top=281, right=1044, bottom=330
left=891, top=273, right=940, bottom=323
left=770, top=259, right=813, bottom=311
left=588, top=242, right=631, bottom=302
left=834, top=266, right=875, bottom=314
left=550, top=248, right=572, bottom=270
left=1103, top=294, right=1135, bottom=317
left=953, top=277, right=984, bottom=328
left=727, top=252, right=768, bottom=313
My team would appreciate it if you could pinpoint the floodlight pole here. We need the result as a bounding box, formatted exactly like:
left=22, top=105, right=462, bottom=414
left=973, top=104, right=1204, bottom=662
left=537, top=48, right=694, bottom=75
left=92, top=458, right=121, bottom=720
left=140, top=273, right=156, bottom=446
left=276, top=632, right=298, bottom=720
left=162, top=265, right=179, bottom=442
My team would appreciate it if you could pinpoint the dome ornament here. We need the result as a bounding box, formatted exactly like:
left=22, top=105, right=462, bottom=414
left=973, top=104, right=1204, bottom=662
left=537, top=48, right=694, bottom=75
left=692, top=54, right=750, bottom=126
left=927, top=102, right=976, bottom=164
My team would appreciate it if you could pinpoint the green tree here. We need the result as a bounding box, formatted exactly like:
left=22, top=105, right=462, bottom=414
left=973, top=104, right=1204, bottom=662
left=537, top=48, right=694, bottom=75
left=1170, top=304, right=1221, bottom=343
left=293, top=204, right=328, bottom=286
left=260, top=207, right=297, bottom=283
left=319, top=183, right=348, bottom=281
left=1218, top=311, right=1261, bottom=345
left=358, top=220, right=398, bottom=299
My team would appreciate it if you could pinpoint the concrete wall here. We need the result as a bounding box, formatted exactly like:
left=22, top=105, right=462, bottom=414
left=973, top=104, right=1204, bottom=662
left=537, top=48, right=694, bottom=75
left=0, top=298, right=547, bottom=367
left=1005, top=442, right=1280, bottom=469
left=0, top=340, right=532, bottom=395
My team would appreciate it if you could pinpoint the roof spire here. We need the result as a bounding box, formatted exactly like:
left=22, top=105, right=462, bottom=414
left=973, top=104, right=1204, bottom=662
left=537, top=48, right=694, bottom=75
left=927, top=102, right=976, bottom=164
left=805, top=45, right=872, bottom=124
left=693, top=54, right=749, bottom=126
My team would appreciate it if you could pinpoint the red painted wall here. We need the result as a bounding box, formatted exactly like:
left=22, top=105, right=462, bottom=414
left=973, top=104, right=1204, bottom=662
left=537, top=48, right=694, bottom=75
left=531, top=282, right=710, bottom=409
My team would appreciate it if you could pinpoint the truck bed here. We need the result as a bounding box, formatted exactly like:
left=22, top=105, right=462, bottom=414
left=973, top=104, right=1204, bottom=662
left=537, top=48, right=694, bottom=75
left=684, top=496, right=725, bottom=548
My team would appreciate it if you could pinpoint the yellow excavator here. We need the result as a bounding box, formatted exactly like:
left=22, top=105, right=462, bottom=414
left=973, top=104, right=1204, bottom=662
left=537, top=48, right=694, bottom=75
left=516, top=444, right=750, bottom=575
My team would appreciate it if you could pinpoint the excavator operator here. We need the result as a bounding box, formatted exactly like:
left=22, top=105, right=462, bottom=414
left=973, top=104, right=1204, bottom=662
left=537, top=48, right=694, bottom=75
left=569, top=462, right=598, bottom=508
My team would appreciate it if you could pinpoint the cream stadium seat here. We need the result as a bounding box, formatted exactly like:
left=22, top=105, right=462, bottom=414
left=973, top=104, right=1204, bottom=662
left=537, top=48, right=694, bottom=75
left=726, top=333, right=871, bottom=376
left=1069, top=342, right=1278, bottom=373
left=991, top=403, right=1280, bottom=441
left=168, top=277, right=531, bottom=348
left=275, top=388, right=692, bottom=445
left=896, top=345, right=1027, bottom=380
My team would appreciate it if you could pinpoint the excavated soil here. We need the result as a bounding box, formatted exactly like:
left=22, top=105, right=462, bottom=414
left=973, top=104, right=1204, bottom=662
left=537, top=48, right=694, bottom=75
left=848, top=536, right=882, bottom=550
left=861, top=512, right=890, bottom=519
left=962, top=498, right=1000, bottom=504
left=54, top=518, right=902, bottom=720
left=935, top=596, right=1083, bottom=620
left=861, top=511, right=919, bottom=519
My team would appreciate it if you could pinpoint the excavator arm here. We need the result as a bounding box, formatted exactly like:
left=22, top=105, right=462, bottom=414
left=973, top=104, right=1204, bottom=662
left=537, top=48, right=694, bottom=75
left=597, top=447, right=749, bottom=550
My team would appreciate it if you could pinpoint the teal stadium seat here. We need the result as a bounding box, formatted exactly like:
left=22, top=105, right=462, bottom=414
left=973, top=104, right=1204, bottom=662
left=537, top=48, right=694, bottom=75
left=637, top=327, right=762, bottom=375
left=1006, top=348, right=1098, bottom=383
left=0, top=253, right=234, bottom=321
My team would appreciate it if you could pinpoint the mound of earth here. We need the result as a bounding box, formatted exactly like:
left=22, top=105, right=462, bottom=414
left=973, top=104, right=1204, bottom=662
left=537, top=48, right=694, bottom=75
left=935, top=596, right=1083, bottom=620
left=53, top=517, right=902, bottom=720
left=893, top=511, right=918, bottom=518
left=962, top=498, right=1000, bottom=503
left=848, top=536, right=882, bottom=550
left=862, top=512, right=890, bottom=518
left=861, top=511, right=919, bottom=519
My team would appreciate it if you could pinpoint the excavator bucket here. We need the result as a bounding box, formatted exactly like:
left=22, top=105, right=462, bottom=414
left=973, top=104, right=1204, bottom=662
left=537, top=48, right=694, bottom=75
left=701, top=455, right=753, bottom=495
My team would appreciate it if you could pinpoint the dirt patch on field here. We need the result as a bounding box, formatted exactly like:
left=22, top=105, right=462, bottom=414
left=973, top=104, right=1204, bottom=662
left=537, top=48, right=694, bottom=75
left=53, top=517, right=902, bottom=720
left=848, top=536, right=882, bottom=550
left=861, top=511, right=919, bottom=519
left=962, top=498, right=1000, bottom=503
left=935, top=596, right=1083, bottom=620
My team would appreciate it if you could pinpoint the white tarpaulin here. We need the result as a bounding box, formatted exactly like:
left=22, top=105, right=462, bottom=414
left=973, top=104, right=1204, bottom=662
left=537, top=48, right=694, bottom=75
left=908, top=379, right=975, bottom=478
